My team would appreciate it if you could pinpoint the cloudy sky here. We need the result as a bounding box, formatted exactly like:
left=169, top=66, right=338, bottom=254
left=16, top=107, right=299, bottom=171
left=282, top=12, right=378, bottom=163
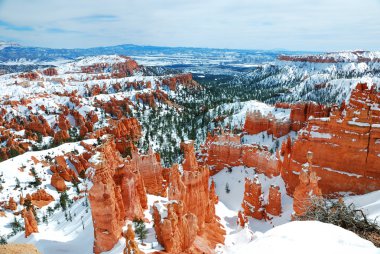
left=0, top=0, right=379, bottom=51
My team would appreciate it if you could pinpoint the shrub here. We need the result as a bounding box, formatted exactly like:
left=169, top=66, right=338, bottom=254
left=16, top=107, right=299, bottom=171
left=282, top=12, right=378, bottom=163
left=294, top=197, right=380, bottom=247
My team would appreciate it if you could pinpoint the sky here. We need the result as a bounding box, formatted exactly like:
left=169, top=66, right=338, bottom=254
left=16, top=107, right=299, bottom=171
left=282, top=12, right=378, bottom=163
left=0, top=0, right=379, bottom=51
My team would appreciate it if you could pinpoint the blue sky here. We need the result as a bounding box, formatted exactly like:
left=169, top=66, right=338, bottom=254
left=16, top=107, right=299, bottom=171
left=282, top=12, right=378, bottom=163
left=0, top=0, right=379, bottom=51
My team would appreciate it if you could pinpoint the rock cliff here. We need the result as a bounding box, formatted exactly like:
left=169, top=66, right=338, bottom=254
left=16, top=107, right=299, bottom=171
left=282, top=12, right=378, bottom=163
left=281, top=83, right=380, bottom=194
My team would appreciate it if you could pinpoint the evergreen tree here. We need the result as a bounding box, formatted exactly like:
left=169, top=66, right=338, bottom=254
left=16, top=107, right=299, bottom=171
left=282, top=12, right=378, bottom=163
left=133, top=218, right=148, bottom=244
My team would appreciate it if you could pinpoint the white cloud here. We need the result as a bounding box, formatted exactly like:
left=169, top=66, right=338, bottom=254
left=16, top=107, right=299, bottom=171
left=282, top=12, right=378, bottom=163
left=0, top=0, right=379, bottom=51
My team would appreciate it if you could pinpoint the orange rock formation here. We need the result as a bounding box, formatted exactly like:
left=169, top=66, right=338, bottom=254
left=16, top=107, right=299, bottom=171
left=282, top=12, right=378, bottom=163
left=281, top=83, right=380, bottom=194
left=293, top=152, right=322, bottom=216
left=23, top=208, right=38, bottom=238
left=202, top=132, right=280, bottom=176
left=152, top=141, right=225, bottom=253
left=88, top=137, right=147, bottom=254
left=242, top=177, right=265, bottom=220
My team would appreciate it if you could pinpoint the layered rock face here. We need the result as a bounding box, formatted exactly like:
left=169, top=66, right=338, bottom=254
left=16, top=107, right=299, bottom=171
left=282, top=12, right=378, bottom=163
left=244, top=110, right=291, bottom=138
left=130, top=147, right=166, bottom=196
left=281, top=83, right=380, bottom=194
left=288, top=102, right=330, bottom=131
left=152, top=141, right=225, bottom=254
left=203, top=132, right=280, bottom=176
left=162, top=73, right=200, bottom=91
left=81, top=56, right=139, bottom=78
left=88, top=138, right=147, bottom=254
left=244, top=102, right=330, bottom=136
left=152, top=201, right=198, bottom=253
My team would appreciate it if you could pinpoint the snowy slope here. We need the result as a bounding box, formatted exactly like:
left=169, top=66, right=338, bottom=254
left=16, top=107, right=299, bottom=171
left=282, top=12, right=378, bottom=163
left=219, top=221, right=378, bottom=254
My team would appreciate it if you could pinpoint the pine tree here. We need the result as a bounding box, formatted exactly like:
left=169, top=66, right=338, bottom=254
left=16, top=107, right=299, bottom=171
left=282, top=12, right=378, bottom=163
left=225, top=183, right=231, bottom=194
left=60, top=191, right=69, bottom=211
left=133, top=218, right=148, bottom=244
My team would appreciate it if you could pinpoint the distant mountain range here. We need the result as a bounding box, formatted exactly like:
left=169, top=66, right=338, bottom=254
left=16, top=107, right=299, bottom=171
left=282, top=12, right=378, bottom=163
left=0, top=41, right=315, bottom=64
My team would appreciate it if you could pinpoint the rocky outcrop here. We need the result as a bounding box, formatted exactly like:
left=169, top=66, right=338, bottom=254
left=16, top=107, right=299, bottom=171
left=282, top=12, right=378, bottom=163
left=288, top=102, right=330, bottom=131
left=293, top=152, right=322, bottom=216
left=266, top=185, right=282, bottom=216
left=242, top=177, right=265, bottom=220
left=50, top=173, right=67, bottom=191
left=237, top=210, right=248, bottom=228
left=244, top=102, right=330, bottom=136
left=5, top=197, right=17, bottom=211
left=122, top=224, right=143, bottom=254
left=25, top=115, right=53, bottom=137
left=88, top=137, right=147, bottom=254
left=81, top=56, right=139, bottom=78
left=43, top=67, right=58, bottom=76
left=153, top=141, right=225, bottom=253
left=203, top=132, right=280, bottom=176
left=68, top=154, right=90, bottom=177
left=87, top=117, right=142, bottom=157
left=281, top=83, right=380, bottom=194
left=244, top=110, right=291, bottom=138
left=30, top=189, right=54, bottom=208
left=130, top=147, right=166, bottom=196
left=162, top=73, right=200, bottom=91
left=23, top=208, right=38, bottom=238
left=152, top=201, right=198, bottom=253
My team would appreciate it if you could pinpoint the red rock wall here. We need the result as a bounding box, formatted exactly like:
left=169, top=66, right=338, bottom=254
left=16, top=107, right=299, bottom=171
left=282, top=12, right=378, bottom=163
left=281, top=83, right=380, bottom=195
left=289, top=102, right=330, bottom=131
left=244, top=102, right=329, bottom=136
left=152, top=201, right=198, bottom=253
left=203, top=133, right=280, bottom=176
left=130, top=147, right=166, bottom=196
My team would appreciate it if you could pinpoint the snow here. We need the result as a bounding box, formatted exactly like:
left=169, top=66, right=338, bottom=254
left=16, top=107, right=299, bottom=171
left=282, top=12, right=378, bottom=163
left=219, top=221, right=378, bottom=254
left=344, top=190, right=380, bottom=222
left=309, top=131, right=332, bottom=139
left=212, top=166, right=293, bottom=232
left=208, top=100, right=290, bottom=130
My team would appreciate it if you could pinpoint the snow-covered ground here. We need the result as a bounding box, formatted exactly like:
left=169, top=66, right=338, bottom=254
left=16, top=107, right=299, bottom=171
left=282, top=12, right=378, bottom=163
left=218, top=221, right=379, bottom=254
left=212, top=166, right=380, bottom=254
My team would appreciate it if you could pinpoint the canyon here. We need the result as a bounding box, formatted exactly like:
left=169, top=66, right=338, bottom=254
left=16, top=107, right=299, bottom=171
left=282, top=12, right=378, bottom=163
left=0, top=52, right=379, bottom=254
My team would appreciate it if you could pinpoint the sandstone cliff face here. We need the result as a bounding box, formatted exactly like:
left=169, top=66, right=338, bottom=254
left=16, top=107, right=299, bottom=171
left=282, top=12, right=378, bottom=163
left=244, top=102, right=330, bottom=136
left=281, top=83, right=380, bottom=195
left=289, top=102, right=330, bottom=131
left=244, top=110, right=291, bottom=138
left=81, top=56, right=139, bottom=78
left=203, top=132, right=280, bottom=176
left=152, top=141, right=225, bottom=254
left=152, top=201, right=198, bottom=253
left=130, top=147, right=166, bottom=196
left=88, top=138, right=147, bottom=254
left=162, top=73, right=200, bottom=91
